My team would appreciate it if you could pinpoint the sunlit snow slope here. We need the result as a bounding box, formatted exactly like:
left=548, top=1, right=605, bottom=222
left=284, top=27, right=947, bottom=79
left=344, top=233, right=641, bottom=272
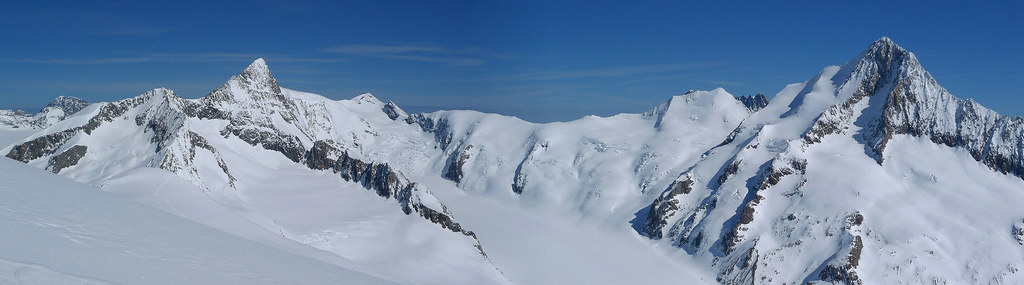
left=0, top=157, right=395, bottom=285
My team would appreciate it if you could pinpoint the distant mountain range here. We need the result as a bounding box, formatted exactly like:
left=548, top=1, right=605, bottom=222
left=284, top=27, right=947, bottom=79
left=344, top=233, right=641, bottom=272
left=2, top=37, right=1023, bottom=284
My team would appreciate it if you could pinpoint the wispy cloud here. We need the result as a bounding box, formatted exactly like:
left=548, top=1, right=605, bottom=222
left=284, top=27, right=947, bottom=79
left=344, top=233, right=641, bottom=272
left=13, top=58, right=153, bottom=64
left=321, top=43, right=489, bottom=67
left=86, top=26, right=179, bottom=36
left=8, top=53, right=347, bottom=65
left=934, top=69, right=1021, bottom=79
left=321, top=44, right=447, bottom=55
left=698, top=79, right=746, bottom=86
left=488, top=62, right=727, bottom=81
left=619, top=73, right=697, bottom=85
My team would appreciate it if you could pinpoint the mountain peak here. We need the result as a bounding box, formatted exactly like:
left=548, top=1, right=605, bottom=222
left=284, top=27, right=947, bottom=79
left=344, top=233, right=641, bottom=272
left=848, top=37, right=918, bottom=75
left=872, top=36, right=895, bottom=47
left=44, top=96, right=88, bottom=114
left=236, top=58, right=279, bottom=94
left=244, top=58, right=269, bottom=75
left=202, top=58, right=284, bottom=105
left=240, top=58, right=276, bottom=84
left=352, top=93, right=383, bottom=105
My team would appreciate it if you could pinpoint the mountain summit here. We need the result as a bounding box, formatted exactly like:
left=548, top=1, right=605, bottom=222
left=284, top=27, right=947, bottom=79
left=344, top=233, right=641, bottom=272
left=642, top=37, right=1024, bottom=284
left=0, top=96, right=89, bottom=129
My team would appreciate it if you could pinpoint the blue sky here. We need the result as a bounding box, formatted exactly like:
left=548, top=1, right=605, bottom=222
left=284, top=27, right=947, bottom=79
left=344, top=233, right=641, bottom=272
left=2, top=1, right=1022, bottom=122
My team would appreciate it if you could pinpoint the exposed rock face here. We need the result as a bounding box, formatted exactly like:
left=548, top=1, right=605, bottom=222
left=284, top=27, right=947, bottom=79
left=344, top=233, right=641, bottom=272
left=738, top=93, right=770, bottom=112
left=804, top=38, right=1024, bottom=177
left=1014, top=220, right=1024, bottom=246
left=304, top=140, right=341, bottom=170
left=406, top=114, right=455, bottom=150
left=225, top=124, right=306, bottom=163
left=47, top=145, right=87, bottom=174
left=5, top=129, right=78, bottom=162
left=44, top=96, right=90, bottom=115
left=333, top=150, right=476, bottom=238
left=642, top=177, right=694, bottom=238
left=444, top=145, right=473, bottom=183
left=816, top=235, right=865, bottom=285
left=382, top=101, right=407, bottom=120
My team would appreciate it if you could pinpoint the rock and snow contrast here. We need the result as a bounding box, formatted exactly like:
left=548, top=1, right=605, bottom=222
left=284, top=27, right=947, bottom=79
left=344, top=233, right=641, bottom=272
left=641, top=37, right=1024, bottom=284
left=0, top=96, right=89, bottom=130
left=2, top=37, right=1022, bottom=284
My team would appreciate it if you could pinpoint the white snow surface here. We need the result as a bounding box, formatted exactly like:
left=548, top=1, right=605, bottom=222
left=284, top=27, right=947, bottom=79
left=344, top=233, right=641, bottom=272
left=0, top=157, right=396, bottom=285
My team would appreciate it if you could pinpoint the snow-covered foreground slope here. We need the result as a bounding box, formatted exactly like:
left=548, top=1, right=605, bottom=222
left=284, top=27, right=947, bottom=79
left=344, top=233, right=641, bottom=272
left=0, top=157, right=396, bottom=285
left=4, top=37, right=1023, bottom=284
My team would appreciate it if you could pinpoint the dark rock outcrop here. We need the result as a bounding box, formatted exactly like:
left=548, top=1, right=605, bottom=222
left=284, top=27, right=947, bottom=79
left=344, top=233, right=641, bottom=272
left=641, top=177, right=694, bottom=238
left=817, top=235, right=865, bottom=285
left=406, top=114, right=455, bottom=150
left=444, top=145, right=473, bottom=183
left=738, top=93, right=770, bottom=112
left=382, top=101, right=406, bottom=120
left=225, top=125, right=306, bottom=163
left=44, top=96, right=90, bottom=115
left=304, top=140, right=340, bottom=170
left=331, top=151, right=476, bottom=237
left=1014, top=219, right=1024, bottom=246
left=47, top=145, right=87, bottom=174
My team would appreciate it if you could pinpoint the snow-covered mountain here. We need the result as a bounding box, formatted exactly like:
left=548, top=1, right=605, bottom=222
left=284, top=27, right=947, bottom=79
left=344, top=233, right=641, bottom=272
left=2, top=59, right=509, bottom=284
left=3, top=37, right=1022, bottom=284
left=0, top=96, right=89, bottom=129
left=641, top=37, right=1024, bottom=284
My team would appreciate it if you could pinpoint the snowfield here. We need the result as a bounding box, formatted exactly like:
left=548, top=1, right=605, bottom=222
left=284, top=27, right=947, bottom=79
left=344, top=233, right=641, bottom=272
left=2, top=37, right=1023, bottom=284
left=0, top=157, right=395, bottom=285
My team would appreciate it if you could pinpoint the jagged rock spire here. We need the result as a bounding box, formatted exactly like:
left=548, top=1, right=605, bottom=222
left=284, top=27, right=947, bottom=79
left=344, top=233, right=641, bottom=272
left=202, top=58, right=285, bottom=105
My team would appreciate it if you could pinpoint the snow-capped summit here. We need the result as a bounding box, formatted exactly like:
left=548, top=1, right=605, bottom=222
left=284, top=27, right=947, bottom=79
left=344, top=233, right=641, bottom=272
left=641, top=37, right=1024, bottom=284
left=0, top=96, right=89, bottom=129
left=645, top=88, right=752, bottom=129
left=203, top=58, right=285, bottom=106
left=43, top=96, right=90, bottom=116
left=806, top=37, right=1024, bottom=177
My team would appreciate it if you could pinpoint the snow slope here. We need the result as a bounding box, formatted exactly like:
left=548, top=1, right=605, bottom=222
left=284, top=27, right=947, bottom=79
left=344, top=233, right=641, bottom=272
left=0, top=157, right=395, bottom=285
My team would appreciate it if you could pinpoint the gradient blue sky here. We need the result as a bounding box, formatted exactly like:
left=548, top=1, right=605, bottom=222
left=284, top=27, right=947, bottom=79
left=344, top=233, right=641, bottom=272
left=2, top=1, right=1022, bottom=122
